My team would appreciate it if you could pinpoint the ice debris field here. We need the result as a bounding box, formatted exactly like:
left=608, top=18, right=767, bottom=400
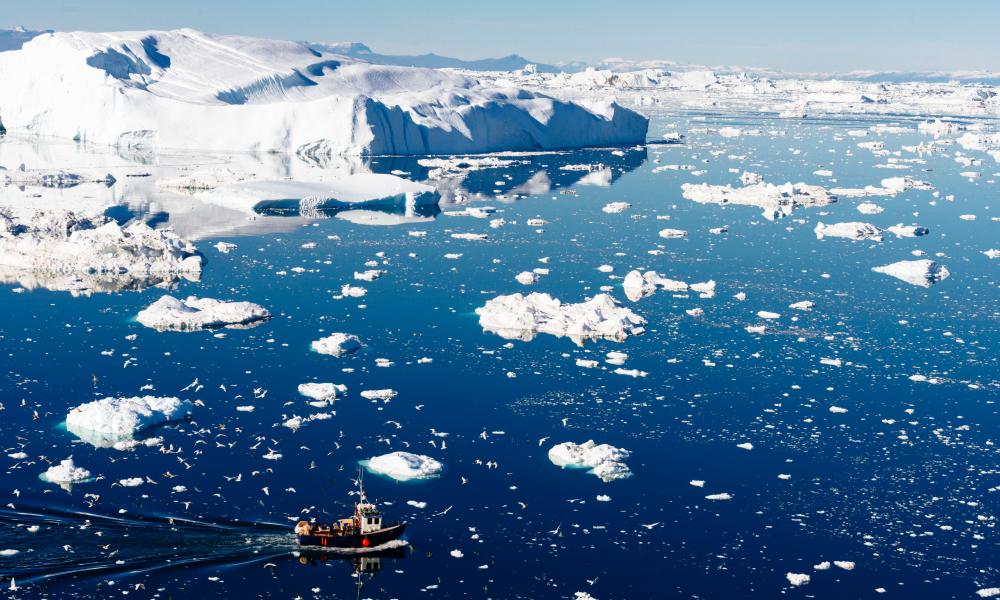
left=0, top=25, right=997, bottom=600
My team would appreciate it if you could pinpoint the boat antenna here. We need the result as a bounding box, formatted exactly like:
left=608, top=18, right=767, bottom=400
left=357, top=466, right=366, bottom=504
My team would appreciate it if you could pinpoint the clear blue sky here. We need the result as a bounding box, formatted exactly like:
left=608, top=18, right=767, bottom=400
left=4, top=0, right=998, bottom=73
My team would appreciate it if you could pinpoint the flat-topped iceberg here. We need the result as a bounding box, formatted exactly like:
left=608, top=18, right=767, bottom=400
left=311, top=333, right=362, bottom=356
left=476, top=292, right=646, bottom=345
left=0, top=29, right=647, bottom=155
left=0, top=206, right=202, bottom=295
left=681, top=181, right=835, bottom=220
left=548, top=440, right=632, bottom=482
left=198, top=174, right=439, bottom=215
left=364, top=451, right=443, bottom=481
left=136, top=295, right=271, bottom=331
left=873, top=259, right=950, bottom=287
left=66, top=396, right=193, bottom=449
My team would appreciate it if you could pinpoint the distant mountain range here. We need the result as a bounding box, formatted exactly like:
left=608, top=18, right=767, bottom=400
left=306, top=41, right=563, bottom=73
left=3, top=27, right=998, bottom=84
left=0, top=26, right=52, bottom=52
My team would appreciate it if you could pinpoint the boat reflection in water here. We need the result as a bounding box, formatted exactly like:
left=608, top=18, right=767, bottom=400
left=294, top=544, right=408, bottom=597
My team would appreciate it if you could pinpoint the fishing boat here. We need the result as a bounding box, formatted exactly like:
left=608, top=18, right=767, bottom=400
left=294, top=472, right=407, bottom=549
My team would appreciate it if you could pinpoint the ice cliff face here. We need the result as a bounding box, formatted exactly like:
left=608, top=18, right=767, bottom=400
left=0, top=29, right=648, bottom=155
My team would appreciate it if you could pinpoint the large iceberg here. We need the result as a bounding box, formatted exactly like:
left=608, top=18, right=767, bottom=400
left=476, top=292, right=646, bottom=345
left=0, top=29, right=648, bottom=155
left=66, top=396, right=193, bottom=449
left=136, top=295, right=271, bottom=331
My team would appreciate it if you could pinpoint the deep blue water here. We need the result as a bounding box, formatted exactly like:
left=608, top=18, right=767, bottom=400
left=0, top=112, right=997, bottom=599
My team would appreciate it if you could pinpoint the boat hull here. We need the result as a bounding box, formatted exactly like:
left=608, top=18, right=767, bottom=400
left=297, top=522, right=407, bottom=549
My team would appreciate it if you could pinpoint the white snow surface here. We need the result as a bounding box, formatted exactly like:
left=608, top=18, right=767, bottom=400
left=476, top=292, right=646, bottom=344
left=0, top=29, right=648, bottom=155
left=136, top=295, right=270, bottom=331
left=365, top=451, right=443, bottom=481
left=66, top=396, right=193, bottom=447
left=548, top=440, right=632, bottom=482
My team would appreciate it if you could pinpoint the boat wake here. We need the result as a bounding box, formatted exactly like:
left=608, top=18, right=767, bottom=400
left=0, top=504, right=304, bottom=586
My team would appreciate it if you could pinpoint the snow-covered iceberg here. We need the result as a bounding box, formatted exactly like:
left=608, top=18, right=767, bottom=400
left=0, top=29, right=648, bottom=155
left=136, top=295, right=271, bottom=331
left=548, top=440, right=632, bottom=482
left=363, top=451, right=443, bottom=481
left=476, top=292, right=646, bottom=345
left=872, top=259, right=950, bottom=287
left=0, top=206, right=202, bottom=295
left=66, top=396, right=193, bottom=449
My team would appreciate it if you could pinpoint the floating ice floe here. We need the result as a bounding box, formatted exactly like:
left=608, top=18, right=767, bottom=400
left=66, top=396, right=193, bottom=449
left=0, top=206, right=201, bottom=295
left=681, top=181, right=836, bottom=220
left=886, top=224, right=929, bottom=238
left=872, top=259, right=950, bottom=287
left=622, top=270, right=710, bottom=302
left=705, top=492, right=733, bottom=501
left=311, top=333, right=362, bottom=356
left=814, top=221, right=883, bottom=241
left=658, top=228, right=688, bottom=238
left=136, top=295, right=271, bottom=331
left=548, top=440, right=632, bottom=482
left=364, top=451, right=443, bottom=481
left=39, top=458, right=92, bottom=490
left=856, top=202, right=884, bottom=215
left=786, top=573, right=811, bottom=586
left=476, top=292, right=646, bottom=345
left=0, top=29, right=647, bottom=155
left=602, top=202, right=631, bottom=214
left=297, top=383, right=346, bottom=403
left=789, top=300, right=814, bottom=311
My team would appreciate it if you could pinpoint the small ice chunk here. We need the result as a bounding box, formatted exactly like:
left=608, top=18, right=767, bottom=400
left=41, top=458, right=91, bottom=485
